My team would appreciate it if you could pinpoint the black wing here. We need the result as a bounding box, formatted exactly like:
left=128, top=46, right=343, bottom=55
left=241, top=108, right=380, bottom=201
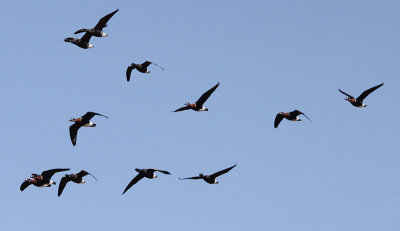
left=141, top=61, right=152, bottom=68
left=195, top=82, right=220, bottom=107
left=58, top=176, right=70, bottom=197
left=172, top=106, right=191, bottom=112
left=338, top=89, right=354, bottom=99
left=291, top=110, right=312, bottom=123
left=77, top=170, right=98, bottom=181
left=179, top=176, right=202, bottom=180
left=94, top=9, right=119, bottom=30
left=41, top=168, right=70, bottom=179
left=210, top=164, right=236, bottom=178
left=69, top=123, right=81, bottom=146
left=82, top=112, right=108, bottom=121
left=80, top=32, right=93, bottom=43
left=126, top=65, right=135, bottom=82
left=274, top=113, right=285, bottom=128
left=122, top=174, right=144, bottom=194
left=357, top=83, right=384, bottom=101
left=151, top=169, right=171, bottom=175
left=20, top=180, right=32, bottom=191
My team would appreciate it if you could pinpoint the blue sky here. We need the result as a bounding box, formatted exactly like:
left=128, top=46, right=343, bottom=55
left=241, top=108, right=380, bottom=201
left=0, top=1, right=399, bottom=230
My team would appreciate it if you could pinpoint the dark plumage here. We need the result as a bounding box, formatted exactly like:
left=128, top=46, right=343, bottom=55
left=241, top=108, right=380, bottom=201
left=20, top=168, right=70, bottom=191
left=58, top=170, right=97, bottom=197
left=122, top=168, right=171, bottom=194
left=274, top=110, right=312, bottom=128
left=64, top=32, right=94, bottom=49
left=69, top=112, right=108, bottom=146
left=179, top=164, right=236, bottom=184
left=65, top=9, right=118, bottom=49
left=173, top=82, right=220, bottom=112
left=74, top=9, right=119, bottom=37
left=339, top=83, right=384, bottom=107
left=126, top=61, right=165, bottom=82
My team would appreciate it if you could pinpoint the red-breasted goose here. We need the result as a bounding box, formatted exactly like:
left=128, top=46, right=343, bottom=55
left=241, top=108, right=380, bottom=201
left=126, top=61, right=165, bottom=82
left=339, top=83, right=384, bottom=107
left=173, top=82, right=220, bottom=112
left=58, top=170, right=97, bottom=197
left=20, top=168, right=70, bottom=191
left=179, top=164, right=236, bottom=184
left=274, top=110, right=312, bottom=128
left=74, top=9, right=119, bottom=38
left=122, top=168, right=171, bottom=195
left=69, top=112, right=108, bottom=146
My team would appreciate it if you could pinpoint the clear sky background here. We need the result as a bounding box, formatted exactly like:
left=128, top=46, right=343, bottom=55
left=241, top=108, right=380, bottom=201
left=0, top=1, right=399, bottom=230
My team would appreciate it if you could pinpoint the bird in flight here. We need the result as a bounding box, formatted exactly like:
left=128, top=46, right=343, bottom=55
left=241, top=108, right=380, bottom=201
left=122, top=168, right=171, bottom=195
left=338, top=83, right=384, bottom=107
left=126, top=61, right=165, bottom=82
left=64, top=9, right=118, bottom=49
left=69, top=112, right=108, bottom=146
left=58, top=170, right=97, bottom=197
left=20, top=168, right=70, bottom=191
left=173, top=82, right=220, bottom=112
left=74, top=9, right=119, bottom=37
left=179, top=164, right=236, bottom=184
left=274, top=110, right=312, bottom=128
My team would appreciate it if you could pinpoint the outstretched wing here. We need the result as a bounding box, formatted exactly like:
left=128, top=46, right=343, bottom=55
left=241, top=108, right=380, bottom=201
left=291, top=110, right=312, bottom=123
left=69, top=123, right=81, bottom=146
left=94, top=9, right=119, bottom=30
left=141, top=61, right=152, bottom=68
left=152, top=169, right=171, bottom=175
left=338, top=89, right=354, bottom=99
left=357, top=83, right=384, bottom=101
left=77, top=170, right=98, bottom=181
left=122, top=174, right=144, bottom=194
left=126, top=65, right=135, bottom=82
left=20, top=180, right=32, bottom=191
left=41, top=168, right=70, bottom=179
left=179, top=176, right=202, bottom=180
left=80, top=32, right=93, bottom=43
left=58, top=176, right=69, bottom=197
left=172, top=106, right=191, bottom=112
left=82, top=112, right=108, bottom=121
left=274, top=113, right=284, bottom=128
left=210, top=164, right=236, bottom=178
left=195, top=82, right=220, bottom=107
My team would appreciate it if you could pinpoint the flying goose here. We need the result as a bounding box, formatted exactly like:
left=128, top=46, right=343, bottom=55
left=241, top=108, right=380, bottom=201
left=274, top=110, right=312, bottom=128
left=74, top=9, right=119, bottom=37
left=122, top=168, right=171, bottom=194
left=20, top=168, right=70, bottom=191
left=179, top=164, right=236, bottom=184
left=173, top=82, right=220, bottom=112
left=339, top=83, right=384, bottom=107
left=58, top=170, right=97, bottom=197
left=69, top=112, right=108, bottom=146
left=64, top=32, right=94, bottom=49
left=126, top=61, right=165, bottom=82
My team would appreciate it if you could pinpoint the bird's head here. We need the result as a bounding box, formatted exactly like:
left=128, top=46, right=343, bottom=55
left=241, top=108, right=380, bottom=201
left=69, top=118, right=75, bottom=122
left=31, top=173, right=39, bottom=178
left=154, top=175, right=158, bottom=178
left=88, top=43, right=94, bottom=48
left=184, top=102, right=190, bottom=106
left=344, top=97, right=350, bottom=101
left=205, top=108, right=208, bottom=111
left=135, top=168, right=140, bottom=173
left=215, top=181, right=219, bottom=184
left=81, top=179, right=86, bottom=184
left=92, top=123, right=96, bottom=127
left=146, top=70, right=150, bottom=74
left=199, top=173, right=204, bottom=178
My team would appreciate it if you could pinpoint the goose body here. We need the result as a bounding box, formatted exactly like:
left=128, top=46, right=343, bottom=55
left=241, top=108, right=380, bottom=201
left=173, top=82, right=220, bottom=112
left=58, top=170, right=97, bottom=196
left=179, top=164, right=236, bottom=184
left=74, top=9, right=118, bottom=38
left=339, top=83, right=384, bottom=107
left=274, top=110, right=312, bottom=128
left=122, top=168, right=171, bottom=194
left=20, top=168, right=70, bottom=191
left=69, top=112, right=108, bottom=146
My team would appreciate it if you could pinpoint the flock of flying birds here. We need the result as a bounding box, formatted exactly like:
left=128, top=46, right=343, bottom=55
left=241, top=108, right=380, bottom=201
left=20, top=9, right=385, bottom=196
